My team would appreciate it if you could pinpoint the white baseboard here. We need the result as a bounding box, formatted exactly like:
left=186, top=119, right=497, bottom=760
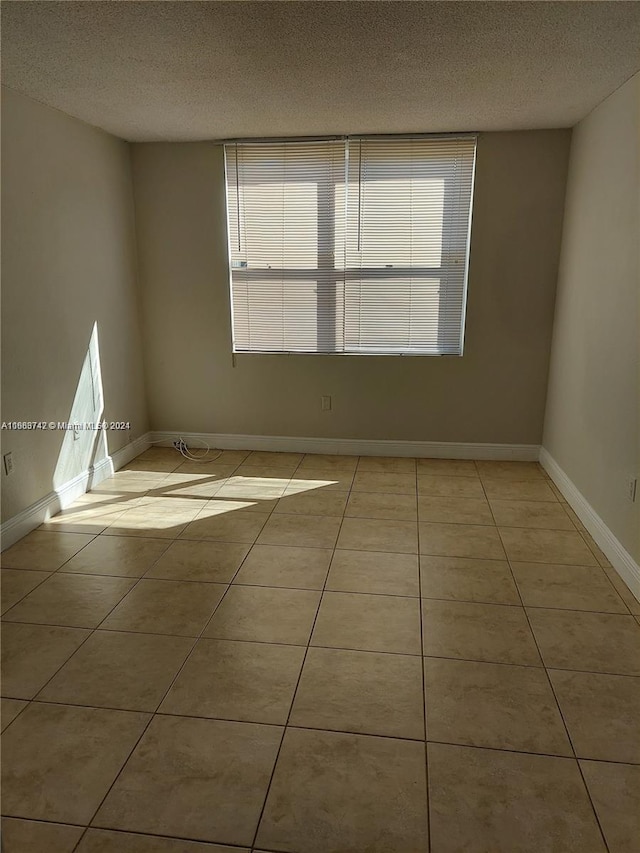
left=0, top=434, right=151, bottom=551
left=150, top=431, right=541, bottom=461
left=539, top=448, right=640, bottom=603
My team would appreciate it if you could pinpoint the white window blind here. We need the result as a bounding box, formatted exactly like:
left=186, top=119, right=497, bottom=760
left=225, top=135, right=476, bottom=355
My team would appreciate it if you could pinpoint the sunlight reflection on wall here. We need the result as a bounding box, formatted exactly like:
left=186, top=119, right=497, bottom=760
left=52, top=322, right=109, bottom=491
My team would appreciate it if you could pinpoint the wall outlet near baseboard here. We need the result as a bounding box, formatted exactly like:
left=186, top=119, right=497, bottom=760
left=3, top=452, right=14, bottom=476
left=321, top=395, right=332, bottom=411
left=627, top=476, right=637, bottom=502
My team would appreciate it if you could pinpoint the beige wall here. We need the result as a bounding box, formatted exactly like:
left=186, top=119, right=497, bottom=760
left=132, top=130, right=570, bottom=444
left=543, top=73, right=640, bottom=563
left=1, top=88, right=148, bottom=522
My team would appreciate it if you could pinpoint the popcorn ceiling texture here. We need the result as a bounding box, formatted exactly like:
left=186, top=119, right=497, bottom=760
left=2, top=1, right=640, bottom=141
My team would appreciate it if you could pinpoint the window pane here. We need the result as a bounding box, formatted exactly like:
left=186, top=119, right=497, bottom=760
left=225, top=136, right=476, bottom=356
left=240, top=181, right=319, bottom=270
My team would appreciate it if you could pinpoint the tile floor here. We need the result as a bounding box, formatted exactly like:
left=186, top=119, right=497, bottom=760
left=1, top=447, right=639, bottom=852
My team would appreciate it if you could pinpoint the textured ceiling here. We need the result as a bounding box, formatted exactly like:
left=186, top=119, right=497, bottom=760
left=2, top=1, right=640, bottom=142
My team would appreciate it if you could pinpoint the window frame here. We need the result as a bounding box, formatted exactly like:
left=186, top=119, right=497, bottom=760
left=224, top=134, right=477, bottom=357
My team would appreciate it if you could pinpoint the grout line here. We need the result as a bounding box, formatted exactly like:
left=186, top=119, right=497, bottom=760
left=68, top=510, right=263, bottom=853
left=248, top=455, right=353, bottom=850
left=415, top=457, right=431, bottom=850
left=0, top=569, right=60, bottom=617
left=478, top=485, right=612, bottom=850
left=11, top=564, right=633, bottom=616
left=482, top=457, right=614, bottom=853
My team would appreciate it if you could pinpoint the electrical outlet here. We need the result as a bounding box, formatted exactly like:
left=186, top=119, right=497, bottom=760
left=321, top=395, right=332, bottom=411
left=627, top=476, right=637, bottom=502
left=3, top=452, right=13, bottom=475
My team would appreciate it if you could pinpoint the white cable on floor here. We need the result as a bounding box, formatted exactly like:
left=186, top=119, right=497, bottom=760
left=149, top=436, right=222, bottom=463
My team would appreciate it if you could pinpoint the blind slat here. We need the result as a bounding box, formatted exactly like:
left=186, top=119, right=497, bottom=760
left=225, top=136, right=476, bottom=355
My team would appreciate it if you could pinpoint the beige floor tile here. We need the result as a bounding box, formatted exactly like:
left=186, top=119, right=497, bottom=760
left=483, top=478, right=559, bottom=502
left=2, top=574, right=136, bottom=629
left=512, top=561, right=627, bottom=612
left=1, top=568, right=51, bottom=613
left=104, top=496, right=207, bottom=533
left=601, top=564, right=640, bottom=616
left=233, top=544, right=331, bottom=589
left=244, top=450, right=303, bottom=469
left=345, top=491, right=417, bottom=522
left=499, top=527, right=598, bottom=565
left=290, top=646, right=424, bottom=739
left=275, top=489, right=348, bottom=517
left=215, top=476, right=289, bottom=500
left=312, top=591, right=421, bottom=654
left=59, top=535, right=170, bottom=577
left=337, top=517, right=418, bottom=554
left=549, top=669, right=640, bottom=763
left=352, top=471, right=417, bottom=495
left=174, top=461, right=240, bottom=478
left=257, top=513, right=341, bottom=549
left=417, top=475, right=485, bottom=498
left=217, top=495, right=281, bottom=514
left=416, top=458, right=479, bottom=477
left=125, top=456, right=182, bottom=474
left=1, top=818, right=84, bottom=853
left=285, top=469, right=354, bottom=493
left=1, top=530, right=95, bottom=571
left=422, top=599, right=542, bottom=666
left=100, top=579, right=227, bottom=637
left=574, top=523, right=613, bottom=568
left=298, top=453, right=359, bottom=472
left=580, top=760, right=640, bottom=853
left=420, top=556, right=519, bottom=605
left=129, top=495, right=209, bottom=514
left=357, top=455, right=417, bottom=473
left=418, top=496, right=493, bottom=526
left=476, top=461, right=545, bottom=481
left=156, top=465, right=226, bottom=486
left=94, top=469, right=165, bottom=486
left=428, top=743, right=606, bottom=852
left=160, top=638, right=304, bottom=724
left=490, top=499, right=574, bottom=530
left=424, top=657, right=571, bottom=755
left=419, top=522, right=505, bottom=559
left=527, top=608, right=640, bottom=675
left=39, top=504, right=128, bottom=535
left=93, top=715, right=281, bottom=846
left=38, top=630, right=193, bottom=712
left=103, top=508, right=192, bottom=539
left=327, top=549, right=419, bottom=597
left=203, top=585, right=320, bottom=645
left=180, top=509, right=270, bottom=544
left=230, top=462, right=293, bottom=482
left=256, top=727, right=428, bottom=853
left=78, top=829, right=246, bottom=852
left=1, top=702, right=149, bottom=824
left=204, top=449, right=250, bottom=466
left=145, top=539, right=250, bottom=583
left=548, top=480, right=568, bottom=502
left=1, top=622, right=90, bottom=699
left=157, top=475, right=230, bottom=500
left=74, top=490, right=143, bottom=507
left=1, top=698, right=28, bottom=731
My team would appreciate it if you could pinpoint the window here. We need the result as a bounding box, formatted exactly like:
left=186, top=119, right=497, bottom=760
left=224, top=135, right=476, bottom=355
